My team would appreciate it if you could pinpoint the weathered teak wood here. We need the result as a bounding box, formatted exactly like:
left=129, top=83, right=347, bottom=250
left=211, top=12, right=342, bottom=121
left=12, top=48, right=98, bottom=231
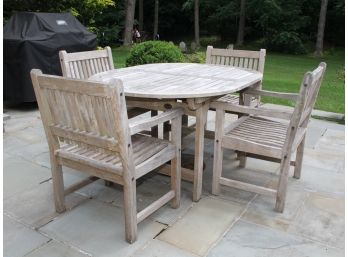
left=59, top=47, right=151, bottom=130
left=30, top=70, right=183, bottom=244
left=89, top=63, right=262, bottom=99
left=157, top=164, right=194, bottom=182
left=212, top=62, right=327, bottom=213
left=206, top=46, right=266, bottom=164
left=206, top=46, right=266, bottom=107
left=206, top=46, right=266, bottom=70
left=89, top=63, right=263, bottom=202
left=59, top=47, right=114, bottom=79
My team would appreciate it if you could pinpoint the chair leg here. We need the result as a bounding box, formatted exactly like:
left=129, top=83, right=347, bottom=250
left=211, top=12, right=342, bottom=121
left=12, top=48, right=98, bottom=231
left=293, top=136, right=305, bottom=179
left=171, top=115, right=182, bottom=208
left=238, top=152, right=247, bottom=167
left=212, top=145, right=223, bottom=195
left=275, top=157, right=291, bottom=213
left=170, top=154, right=181, bottom=208
left=212, top=108, right=225, bottom=195
left=123, top=180, right=137, bottom=243
left=151, top=110, right=158, bottom=137
left=51, top=161, right=66, bottom=213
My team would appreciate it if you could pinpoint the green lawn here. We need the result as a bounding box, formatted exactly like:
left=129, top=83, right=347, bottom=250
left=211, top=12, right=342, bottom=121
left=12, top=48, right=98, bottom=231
left=263, top=50, right=344, bottom=113
left=111, top=47, right=132, bottom=68
left=111, top=46, right=344, bottom=113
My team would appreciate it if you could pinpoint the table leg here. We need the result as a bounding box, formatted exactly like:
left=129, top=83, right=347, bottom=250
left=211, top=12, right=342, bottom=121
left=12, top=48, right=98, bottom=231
left=193, top=102, right=209, bottom=202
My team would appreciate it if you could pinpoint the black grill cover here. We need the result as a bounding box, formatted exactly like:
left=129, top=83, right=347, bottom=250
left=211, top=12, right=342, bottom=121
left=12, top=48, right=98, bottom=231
left=4, top=12, right=97, bottom=102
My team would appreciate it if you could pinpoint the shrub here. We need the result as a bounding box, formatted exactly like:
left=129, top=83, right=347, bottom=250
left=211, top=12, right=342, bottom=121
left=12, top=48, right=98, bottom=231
left=184, top=52, right=205, bottom=63
left=268, top=32, right=308, bottom=55
left=126, top=41, right=184, bottom=67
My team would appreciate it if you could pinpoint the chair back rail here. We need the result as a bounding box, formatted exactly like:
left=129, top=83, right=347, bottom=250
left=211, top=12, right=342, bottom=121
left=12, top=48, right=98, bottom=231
left=206, top=46, right=266, bottom=73
left=30, top=70, right=132, bottom=170
left=59, top=46, right=114, bottom=79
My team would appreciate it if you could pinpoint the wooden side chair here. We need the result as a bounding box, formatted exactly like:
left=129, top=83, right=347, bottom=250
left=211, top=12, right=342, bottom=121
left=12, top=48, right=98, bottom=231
left=211, top=62, right=326, bottom=212
left=206, top=45, right=266, bottom=106
left=30, top=70, right=183, bottom=243
left=181, top=46, right=266, bottom=141
left=59, top=46, right=114, bottom=79
left=59, top=47, right=150, bottom=121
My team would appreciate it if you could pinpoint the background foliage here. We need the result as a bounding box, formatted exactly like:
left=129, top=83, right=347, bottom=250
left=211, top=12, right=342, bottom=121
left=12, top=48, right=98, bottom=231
left=125, top=41, right=184, bottom=66
left=4, top=0, right=344, bottom=53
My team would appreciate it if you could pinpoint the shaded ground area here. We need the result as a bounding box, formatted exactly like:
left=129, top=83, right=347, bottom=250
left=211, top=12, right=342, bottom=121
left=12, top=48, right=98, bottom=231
left=3, top=105, right=344, bottom=257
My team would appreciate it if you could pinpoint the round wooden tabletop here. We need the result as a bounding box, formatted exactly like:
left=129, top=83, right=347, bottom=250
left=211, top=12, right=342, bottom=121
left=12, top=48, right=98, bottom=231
left=89, top=63, right=262, bottom=99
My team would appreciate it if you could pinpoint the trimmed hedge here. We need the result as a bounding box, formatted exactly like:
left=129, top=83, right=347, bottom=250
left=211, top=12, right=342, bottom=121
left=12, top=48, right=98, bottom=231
left=126, top=41, right=184, bottom=67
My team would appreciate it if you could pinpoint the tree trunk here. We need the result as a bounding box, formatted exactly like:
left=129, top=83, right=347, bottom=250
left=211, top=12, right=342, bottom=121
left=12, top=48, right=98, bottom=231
left=194, top=0, right=200, bottom=46
left=139, top=0, right=143, bottom=31
left=124, top=0, right=136, bottom=46
left=314, top=0, right=328, bottom=56
left=236, top=0, right=246, bottom=46
left=153, top=0, right=159, bottom=39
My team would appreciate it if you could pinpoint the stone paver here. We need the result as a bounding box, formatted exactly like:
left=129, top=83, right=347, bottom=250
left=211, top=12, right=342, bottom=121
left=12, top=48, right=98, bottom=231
left=150, top=188, right=194, bottom=225
left=314, top=129, right=345, bottom=153
left=303, top=125, right=326, bottom=149
left=303, top=148, right=344, bottom=173
left=4, top=215, right=50, bottom=257
left=40, top=199, right=166, bottom=257
left=158, top=197, right=245, bottom=256
left=110, top=175, right=188, bottom=213
left=303, top=123, right=344, bottom=173
left=207, top=220, right=344, bottom=257
left=293, top=164, right=344, bottom=195
left=3, top=106, right=345, bottom=257
left=132, top=239, right=199, bottom=257
left=77, top=179, right=123, bottom=204
left=288, top=192, right=345, bottom=249
left=25, top=240, right=90, bottom=257
left=241, top=183, right=308, bottom=232
left=4, top=182, right=87, bottom=229
left=10, top=141, right=49, bottom=167
left=4, top=156, right=51, bottom=199
left=4, top=135, right=32, bottom=155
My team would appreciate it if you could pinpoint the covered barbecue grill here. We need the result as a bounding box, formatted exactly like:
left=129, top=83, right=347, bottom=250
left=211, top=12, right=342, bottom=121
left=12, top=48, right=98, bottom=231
left=4, top=12, right=97, bottom=102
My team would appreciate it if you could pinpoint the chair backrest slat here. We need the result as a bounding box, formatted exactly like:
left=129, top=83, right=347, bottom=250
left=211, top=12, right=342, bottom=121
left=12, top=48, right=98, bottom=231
left=31, top=70, right=131, bottom=163
left=60, top=47, right=114, bottom=80
left=206, top=46, right=266, bottom=73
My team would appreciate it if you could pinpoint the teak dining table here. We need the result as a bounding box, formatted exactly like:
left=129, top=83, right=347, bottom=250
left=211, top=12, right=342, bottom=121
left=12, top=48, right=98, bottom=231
left=89, top=62, right=263, bottom=201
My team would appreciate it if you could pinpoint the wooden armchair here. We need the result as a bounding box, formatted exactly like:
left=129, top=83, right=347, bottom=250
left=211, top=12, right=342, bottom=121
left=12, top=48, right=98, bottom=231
left=206, top=45, right=266, bottom=106
left=30, top=70, right=183, bottom=243
left=210, top=62, right=326, bottom=212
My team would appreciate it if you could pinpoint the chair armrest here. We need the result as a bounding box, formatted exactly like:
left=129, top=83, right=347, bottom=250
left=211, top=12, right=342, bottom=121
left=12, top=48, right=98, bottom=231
left=211, top=101, right=293, bottom=120
left=129, top=108, right=184, bottom=135
left=244, top=89, right=299, bottom=101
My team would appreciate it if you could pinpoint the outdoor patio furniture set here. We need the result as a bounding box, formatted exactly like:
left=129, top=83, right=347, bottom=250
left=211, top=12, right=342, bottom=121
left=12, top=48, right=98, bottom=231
left=30, top=46, right=326, bottom=243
